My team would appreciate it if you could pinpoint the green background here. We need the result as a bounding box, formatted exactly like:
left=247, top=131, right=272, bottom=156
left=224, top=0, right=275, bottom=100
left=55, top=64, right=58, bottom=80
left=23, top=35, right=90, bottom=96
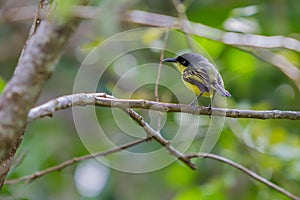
left=1, top=0, right=300, bottom=199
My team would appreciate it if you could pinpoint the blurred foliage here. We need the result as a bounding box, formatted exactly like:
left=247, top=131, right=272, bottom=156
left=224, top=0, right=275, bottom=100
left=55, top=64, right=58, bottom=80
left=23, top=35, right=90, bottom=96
left=1, top=0, right=300, bottom=199
left=53, top=0, right=80, bottom=21
left=0, top=76, right=5, bottom=93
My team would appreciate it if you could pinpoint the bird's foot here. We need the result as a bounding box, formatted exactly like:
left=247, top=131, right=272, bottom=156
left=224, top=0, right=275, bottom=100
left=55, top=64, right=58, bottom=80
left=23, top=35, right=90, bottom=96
left=208, top=104, right=213, bottom=118
left=189, top=102, right=202, bottom=114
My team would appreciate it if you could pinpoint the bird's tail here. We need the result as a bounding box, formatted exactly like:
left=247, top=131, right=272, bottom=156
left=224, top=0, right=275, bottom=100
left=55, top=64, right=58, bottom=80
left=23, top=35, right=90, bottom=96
left=213, top=83, right=231, bottom=97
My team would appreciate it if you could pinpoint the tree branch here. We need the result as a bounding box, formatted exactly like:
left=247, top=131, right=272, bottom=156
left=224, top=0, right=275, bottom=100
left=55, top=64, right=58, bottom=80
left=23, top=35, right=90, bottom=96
left=186, top=153, right=300, bottom=200
left=125, top=10, right=300, bottom=91
left=50, top=6, right=300, bottom=53
left=121, top=106, right=196, bottom=169
left=2, top=4, right=299, bottom=199
left=28, top=93, right=300, bottom=121
left=251, top=49, right=300, bottom=90
left=0, top=0, right=89, bottom=188
left=126, top=9, right=300, bottom=53
left=5, top=137, right=150, bottom=185
left=6, top=92, right=300, bottom=199
left=3, top=6, right=300, bottom=53
left=6, top=143, right=300, bottom=200
left=28, top=92, right=196, bottom=169
left=3, top=6, right=300, bottom=89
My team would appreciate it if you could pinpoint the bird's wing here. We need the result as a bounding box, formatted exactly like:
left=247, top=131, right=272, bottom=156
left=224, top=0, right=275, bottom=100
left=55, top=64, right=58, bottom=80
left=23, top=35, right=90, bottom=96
left=193, top=60, right=231, bottom=97
left=198, top=61, right=231, bottom=97
left=182, top=67, right=210, bottom=93
left=196, top=60, right=219, bottom=78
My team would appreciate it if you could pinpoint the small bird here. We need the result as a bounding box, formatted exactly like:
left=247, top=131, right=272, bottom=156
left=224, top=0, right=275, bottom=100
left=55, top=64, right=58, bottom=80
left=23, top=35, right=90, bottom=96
left=162, top=53, right=231, bottom=107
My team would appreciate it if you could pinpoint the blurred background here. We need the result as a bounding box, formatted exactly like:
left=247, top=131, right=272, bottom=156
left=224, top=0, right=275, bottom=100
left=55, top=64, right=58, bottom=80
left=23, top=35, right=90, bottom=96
left=1, top=0, right=300, bottom=199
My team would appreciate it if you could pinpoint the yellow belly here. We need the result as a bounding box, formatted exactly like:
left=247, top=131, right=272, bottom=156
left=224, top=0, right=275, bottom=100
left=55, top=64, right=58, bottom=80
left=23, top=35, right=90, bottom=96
left=175, top=63, right=211, bottom=97
left=182, top=79, right=210, bottom=97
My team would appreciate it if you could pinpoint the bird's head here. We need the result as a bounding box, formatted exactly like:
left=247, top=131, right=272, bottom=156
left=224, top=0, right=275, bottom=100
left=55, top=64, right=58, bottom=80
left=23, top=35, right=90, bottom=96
left=162, top=53, right=207, bottom=72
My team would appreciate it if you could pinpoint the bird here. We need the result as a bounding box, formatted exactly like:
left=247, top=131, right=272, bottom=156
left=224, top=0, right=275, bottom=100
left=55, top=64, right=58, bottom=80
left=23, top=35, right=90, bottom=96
left=162, top=53, right=231, bottom=107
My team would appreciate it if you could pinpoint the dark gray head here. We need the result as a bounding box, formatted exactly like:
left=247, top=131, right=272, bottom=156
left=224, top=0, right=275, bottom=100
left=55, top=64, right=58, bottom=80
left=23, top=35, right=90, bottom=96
left=162, top=53, right=207, bottom=67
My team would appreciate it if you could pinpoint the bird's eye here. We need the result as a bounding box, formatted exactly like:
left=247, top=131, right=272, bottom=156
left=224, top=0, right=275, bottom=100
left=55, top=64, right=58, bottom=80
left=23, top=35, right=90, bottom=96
left=181, top=60, right=187, bottom=65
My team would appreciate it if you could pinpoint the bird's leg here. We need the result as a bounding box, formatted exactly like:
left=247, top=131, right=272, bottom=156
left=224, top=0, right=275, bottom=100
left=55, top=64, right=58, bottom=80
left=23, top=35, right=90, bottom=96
left=189, top=93, right=203, bottom=113
left=207, top=91, right=216, bottom=118
left=208, top=91, right=216, bottom=111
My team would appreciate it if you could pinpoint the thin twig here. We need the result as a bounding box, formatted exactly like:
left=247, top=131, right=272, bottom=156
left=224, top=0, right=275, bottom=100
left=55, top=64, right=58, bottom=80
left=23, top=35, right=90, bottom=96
left=155, top=29, right=170, bottom=102
left=155, top=29, right=170, bottom=131
left=120, top=107, right=196, bottom=169
left=28, top=93, right=300, bottom=121
left=186, top=153, right=300, bottom=200
left=5, top=138, right=150, bottom=185
left=252, top=49, right=300, bottom=91
left=171, top=0, right=194, bottom=50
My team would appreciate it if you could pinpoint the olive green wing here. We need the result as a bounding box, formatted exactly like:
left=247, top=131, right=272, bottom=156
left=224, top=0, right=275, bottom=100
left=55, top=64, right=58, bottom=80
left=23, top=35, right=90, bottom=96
left=214, top=74, right=231, bottom=97
left=194, top=60, right=231, bottom=97
left=182, top=66, right=210, bottom=94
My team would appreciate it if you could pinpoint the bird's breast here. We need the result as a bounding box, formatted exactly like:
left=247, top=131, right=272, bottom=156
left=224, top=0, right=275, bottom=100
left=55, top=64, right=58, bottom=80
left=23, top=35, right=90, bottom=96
left=182, top=77, right=211, bottom=97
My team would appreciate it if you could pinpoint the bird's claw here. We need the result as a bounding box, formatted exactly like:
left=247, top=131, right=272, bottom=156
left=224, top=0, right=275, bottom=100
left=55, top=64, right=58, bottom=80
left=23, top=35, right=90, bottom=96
left=189, top=102, right=202, bottom=114
left=208, top=104, right=213, bottom=118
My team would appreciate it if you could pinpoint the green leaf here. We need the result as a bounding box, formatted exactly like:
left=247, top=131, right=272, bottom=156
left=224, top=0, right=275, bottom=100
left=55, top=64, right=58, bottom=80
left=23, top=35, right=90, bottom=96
left=0, top=76, right=6, bottom=93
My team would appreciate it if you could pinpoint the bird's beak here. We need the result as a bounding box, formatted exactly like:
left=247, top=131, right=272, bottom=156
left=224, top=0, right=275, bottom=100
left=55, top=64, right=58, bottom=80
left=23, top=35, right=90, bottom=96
left=162, top=58, right=177, bottom=63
